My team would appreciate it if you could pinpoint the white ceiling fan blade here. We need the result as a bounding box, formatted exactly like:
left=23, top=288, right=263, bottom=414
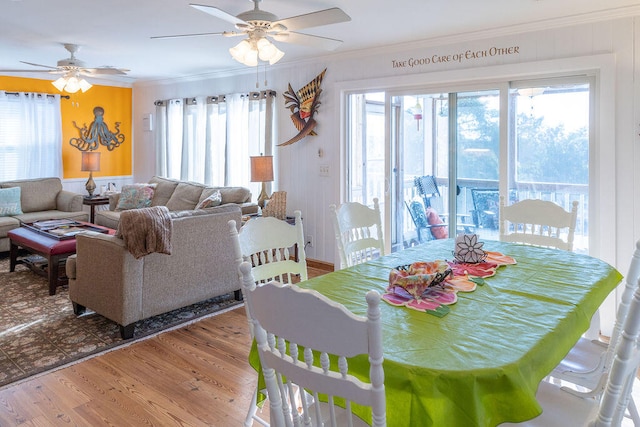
left=19, top=61, right=59, bottom=70
left=0, top=68, right=61, bottom=73
left=151, top=31, right=226, bottom=39
left=272, top=32, right=343, bottom=51
left=273, top=8, right=350, bottom=32
left=83, top=67, right=129, bottom=76
left=221, top=31, right=244, bottom=38
left=190, top=3, right=248, bottom=26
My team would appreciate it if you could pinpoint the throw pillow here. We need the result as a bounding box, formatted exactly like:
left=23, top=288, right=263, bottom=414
left=115, top=183, right=157, bottom=211
left=196, top=190, right=222, bottom=209
left=0, top=186, right=23, bottom=217
left=165, top=183, right=204, bottom=211
left=148, top=176, right=180, bottom=206
left=426, top=207, right=448, bottom=239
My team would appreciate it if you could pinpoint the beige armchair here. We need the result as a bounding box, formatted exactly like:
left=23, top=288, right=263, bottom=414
left=66, top=205, right=243, bottom=339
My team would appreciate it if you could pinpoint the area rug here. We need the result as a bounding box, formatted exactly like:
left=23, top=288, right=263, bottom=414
left=0, top=256, right=243, bottom=390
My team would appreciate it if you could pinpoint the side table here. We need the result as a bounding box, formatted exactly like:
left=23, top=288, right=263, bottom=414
left=83, top=195, right=110, bottom=223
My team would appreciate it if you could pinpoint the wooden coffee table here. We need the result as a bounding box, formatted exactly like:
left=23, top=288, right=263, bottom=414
left=8, top=222, right=114, bottom=295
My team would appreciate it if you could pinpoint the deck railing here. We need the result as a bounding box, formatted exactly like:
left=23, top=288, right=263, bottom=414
left=403, top=178, right=589, bottom=251
left=351, top=178, right=589, bottom=253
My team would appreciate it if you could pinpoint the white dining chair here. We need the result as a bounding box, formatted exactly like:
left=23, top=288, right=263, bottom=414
left=498, top=196, right=579, bottom=252
left=238, top=210, right=307, bottom=285
left=232, top=211, right=308, bottom=426
left=238, top=261, right=386, bottom=427
left=330, top=198, right=385, bottom=269
left=547, top=239, right=640, bottom=425
left=502, top=276, right=640, bottom=427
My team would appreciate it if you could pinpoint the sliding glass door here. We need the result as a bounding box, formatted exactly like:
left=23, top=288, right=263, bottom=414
left=390, top=90, right=500, bottom=249
left=346, top=77, right=592, bottom=254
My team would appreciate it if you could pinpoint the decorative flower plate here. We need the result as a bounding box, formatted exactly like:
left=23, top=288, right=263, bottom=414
left=382, top=251, right=517, bottom=317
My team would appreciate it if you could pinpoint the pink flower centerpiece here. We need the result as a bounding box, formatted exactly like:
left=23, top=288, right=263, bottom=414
left=384, top=261, right=456, bottom=316
left=382, top=250, right=517, bottom=317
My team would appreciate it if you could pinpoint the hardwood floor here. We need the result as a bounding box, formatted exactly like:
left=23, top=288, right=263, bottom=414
left=0, top=261, right=332, bottom=426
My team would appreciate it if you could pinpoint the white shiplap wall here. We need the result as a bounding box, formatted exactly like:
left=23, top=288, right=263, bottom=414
left=130, top=16, right=638, bottom=291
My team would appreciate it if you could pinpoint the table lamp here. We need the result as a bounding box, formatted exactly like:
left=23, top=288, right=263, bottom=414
left=81, top=151, right=101, bottom=197
left=250, top=155, right=274, bottom=209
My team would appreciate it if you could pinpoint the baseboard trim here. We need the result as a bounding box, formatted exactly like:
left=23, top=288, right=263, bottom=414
left=306, top=258, right=334, bottom=272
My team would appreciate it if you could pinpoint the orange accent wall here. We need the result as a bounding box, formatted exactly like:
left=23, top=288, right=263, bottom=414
left=0, top=76, right=132, bottom=179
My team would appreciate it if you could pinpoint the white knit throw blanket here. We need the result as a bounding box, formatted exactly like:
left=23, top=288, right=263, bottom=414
left=116, top=206, right=173, bottom=259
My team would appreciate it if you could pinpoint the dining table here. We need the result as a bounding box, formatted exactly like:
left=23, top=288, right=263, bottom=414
left=249, top=239, right=622, bottom=427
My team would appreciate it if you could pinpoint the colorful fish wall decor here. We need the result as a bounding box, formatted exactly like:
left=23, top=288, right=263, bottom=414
left=279, top=68, right=326, bottom=147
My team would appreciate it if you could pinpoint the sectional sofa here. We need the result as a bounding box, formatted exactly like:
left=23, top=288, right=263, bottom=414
left=0, top=177, right=88, bottom=252
left=95, top=175, right=258, bottom=229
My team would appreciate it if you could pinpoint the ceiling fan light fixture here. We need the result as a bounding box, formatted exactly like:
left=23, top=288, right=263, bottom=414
left=230, top=36, right=284, bottom=66
left=229, top=39, right=252, bottom=58
left=64, top=76, right=81, bottom=93
left=79, top=78, right=93, bottom=92
left=257, top=37, right=284, bottom=64
left=242, top=49, right=259, bottom=67
left=52, top=77, right=67, bottom=91
left=51, top=73, right=92, bottom=93
left=230, top=39, right=259, bottom=66
left=267, top=45, right=284, bottom=65
left=257, top=38, right=276, bottom=60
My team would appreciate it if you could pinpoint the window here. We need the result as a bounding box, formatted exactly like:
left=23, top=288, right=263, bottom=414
left=155, top=91, right=276, bottom=193
left=0, top=91, right=63, bottom=180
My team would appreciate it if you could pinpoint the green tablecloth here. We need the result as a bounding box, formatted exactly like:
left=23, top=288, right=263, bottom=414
left=250, top=239, right=622, bottom=427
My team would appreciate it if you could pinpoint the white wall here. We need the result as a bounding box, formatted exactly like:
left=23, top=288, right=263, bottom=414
left=131, top=16, right=639, bottom=283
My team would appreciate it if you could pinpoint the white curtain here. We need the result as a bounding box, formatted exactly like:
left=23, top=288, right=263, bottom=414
left=155, top=99, right=184, bottom=180
left=155, top=90, right=276, bottom=189
left=180, top=96, right=207, bottom=183
left=0, top=91, right=62, bottom=180
left=205, top=96, right=227, bottom=185
left=226, top=93, right=250, bottom=186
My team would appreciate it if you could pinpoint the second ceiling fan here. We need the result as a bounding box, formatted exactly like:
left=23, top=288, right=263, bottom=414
left=152, top=0, right=351, bottom=66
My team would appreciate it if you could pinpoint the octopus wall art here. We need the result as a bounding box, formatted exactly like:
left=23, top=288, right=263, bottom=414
left=69, top=106, right=125, bottom=151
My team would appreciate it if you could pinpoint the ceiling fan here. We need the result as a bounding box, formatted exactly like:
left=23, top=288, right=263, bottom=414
left=0, top=43, right=129, bottom=77
left=152, top=1, right=351, bottom=66
left=0, top=43, right=129, bottom=93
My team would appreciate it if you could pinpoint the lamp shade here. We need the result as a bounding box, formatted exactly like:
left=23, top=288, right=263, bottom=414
left=250, top=155, right=273, bottom=182
left=81, top=151, right=101, bottom=172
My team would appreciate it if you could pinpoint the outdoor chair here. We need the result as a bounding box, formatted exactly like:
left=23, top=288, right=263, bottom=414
left=470, top=188, right=500, bottom=230
left=238, top=261, right=386, bottom=426
left=498, top=196, right=579, bottom=251
left=330, top=198, right=385, bottom=269
left=405, top=200, right=447, bottom=242
left=414, top=175, right=442, bottom=209
left=414, top=175, right=474, bottom=235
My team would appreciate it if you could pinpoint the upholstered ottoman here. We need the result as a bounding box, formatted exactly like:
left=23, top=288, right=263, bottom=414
left=8, top=224, right=114, bottom=295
